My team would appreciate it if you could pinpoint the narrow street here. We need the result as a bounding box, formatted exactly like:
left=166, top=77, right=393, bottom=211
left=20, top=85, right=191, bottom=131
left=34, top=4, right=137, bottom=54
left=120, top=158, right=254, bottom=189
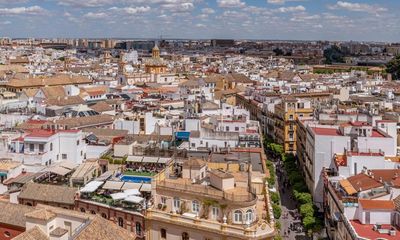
left=274, top=160, right=310, bottom=240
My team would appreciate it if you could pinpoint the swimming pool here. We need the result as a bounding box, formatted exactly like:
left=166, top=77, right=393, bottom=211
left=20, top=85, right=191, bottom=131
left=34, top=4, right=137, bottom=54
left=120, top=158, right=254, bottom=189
left=120, top=175, right=152, bottom=183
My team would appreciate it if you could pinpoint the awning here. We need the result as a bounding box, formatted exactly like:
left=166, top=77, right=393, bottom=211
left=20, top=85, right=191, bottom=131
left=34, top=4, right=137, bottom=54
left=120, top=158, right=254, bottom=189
left=124, top=189, right=140, bottom=196
left=80, top=181, right=104, bottom=193
left=140, top=183, right=152, bottom=192
left=124, top=195, right=144, bottom=204
left=59, top=161, right=78, bottom=170
left=175, top=131, right=190, bottom=141
left=158, top=157, right=171, bottom=164
left=47, top=166, right=72, bottom=176
left=126, top=156, right=143, bottom=163
left=339, top=179, right=357, bottom=195
left=121, top=182, right=142, bottom=190
left=102, top=181, right=124, bottom=191
left=110, top=192, right=128, bottom=201
left=96, top=171, right=113, bottom=181
left=142, top=157, right=158, bottom=163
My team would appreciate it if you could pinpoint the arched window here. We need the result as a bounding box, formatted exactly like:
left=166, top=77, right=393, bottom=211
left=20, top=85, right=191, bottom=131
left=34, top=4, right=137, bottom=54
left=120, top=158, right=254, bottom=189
left=135, top=222, right=141, bottom=235
left=101, top=213, right=107, bottom=219
left=245, top=209, right=254, bottom=223
left=182, top=232, right=189, bottom=240
left=4, top=231, right=11, bottom=238
left=50, top=143, right=53, bottom=151
left=90, top=210, right=96, bottom=215
left=118, top=217, right=124, bottom=227
left=160, top=229, right=167, bottom=239
left=234, top=210, right=243, bottom=223
left=192, top=200, right=199, bottom=213
left=80, top=208, right=85, bottom=213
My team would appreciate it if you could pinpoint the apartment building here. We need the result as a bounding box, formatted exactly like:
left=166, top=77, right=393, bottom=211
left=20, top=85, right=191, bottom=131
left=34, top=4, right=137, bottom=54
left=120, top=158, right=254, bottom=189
left=296, top=120, right=397, bottom=209
left=274, top=98, right=313, bottom=153
left=145, top=158, right=275, bottom=240
left=8, top=129, right=87, bottom=166
left=323, top=169, right=400, bottom=240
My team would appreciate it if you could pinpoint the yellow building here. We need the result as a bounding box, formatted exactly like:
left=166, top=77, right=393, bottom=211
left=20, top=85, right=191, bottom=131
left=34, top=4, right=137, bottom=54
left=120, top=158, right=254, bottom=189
left=274, top=97, right=313, bottom=153
left=145, top=44, right=167, bottom=74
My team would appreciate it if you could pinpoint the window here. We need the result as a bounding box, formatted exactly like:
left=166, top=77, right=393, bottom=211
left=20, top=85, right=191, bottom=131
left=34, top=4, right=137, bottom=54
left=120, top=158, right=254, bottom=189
left=161, top=197, right=166, bottom=205
left=245, top=209, right=254, bottom=223
left=50, top=143, right=53, bottom=151
left=77, top=140, right=80, bottom=145
left=182, top=232, right=189, bottom=240
left=235, top=127, right=239, bottom=131
left=191, top=143, right=195, bottom=148
left=211, top=207, right=219, bottom=220
left=173, top=197, right=180, bottom=210
left=101, top=213, right=107, bottom=219
left=234, top=210, right=243, bottom=223
left=161, top=229, right=167, bottom=239
left=80, top=151, right=83, bottom=156
left=4, top=231, right=11, bottom=238
left=62, top=154, right=67, bottom=159
left=39, top=144, right=44, bottom=152
left=192, top=200, right=199, bottom=213
left=118, top=217, right=124, bottom=227
left=90, top=210, right=96, bottom=215
left=29, top=144, right=34, bottom=152
left=135, top=222, right=141, bottom=235
left=289, top=115, right=294, bottom=120
left=226, top=126, right=229, bottom=131
left=80, top=208, right=86, bottom=212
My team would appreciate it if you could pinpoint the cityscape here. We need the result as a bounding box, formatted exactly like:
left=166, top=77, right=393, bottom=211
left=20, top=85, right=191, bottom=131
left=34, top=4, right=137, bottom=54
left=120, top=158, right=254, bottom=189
left=0, top=0, right=400, bottom=240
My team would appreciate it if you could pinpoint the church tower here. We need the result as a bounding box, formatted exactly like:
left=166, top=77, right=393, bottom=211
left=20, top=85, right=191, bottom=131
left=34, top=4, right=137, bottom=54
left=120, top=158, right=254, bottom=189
left=152, top=44, right=160, bottom=59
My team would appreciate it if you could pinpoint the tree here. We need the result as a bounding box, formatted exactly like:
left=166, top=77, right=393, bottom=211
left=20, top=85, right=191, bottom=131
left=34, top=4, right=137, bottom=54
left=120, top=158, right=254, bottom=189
left=303, top=215, right=316, bottom=230
left=272, top=204, right=282, bottom=219
left=300, top=203, right=314, bottom=218
left=386, top=55, right=400, bottom=80
left=270, top=192, right=280, bottom=204
left=324, top=45, right=345, bottom=64
left=273, top=48, right=284, bottom=56
left=294, top=192, right=312, bottom=205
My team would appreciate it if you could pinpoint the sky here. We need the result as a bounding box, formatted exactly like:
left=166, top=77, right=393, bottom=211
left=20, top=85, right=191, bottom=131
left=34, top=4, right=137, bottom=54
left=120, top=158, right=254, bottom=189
left=0, top=0, right=398, bottom=42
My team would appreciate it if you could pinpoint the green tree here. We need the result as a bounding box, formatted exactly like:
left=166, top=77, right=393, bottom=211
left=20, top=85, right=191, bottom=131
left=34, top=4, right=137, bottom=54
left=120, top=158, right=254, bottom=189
left=300, top=203, right=314, bottom=218
left=324, top=45, right=345, bottom=64
left=303, top=215, right=316, bottom=230
left=272, top=204, right=282, bottom=219
left=386, top=55, right=400, bottom=80
left=294, top=192, right=312, bottom=205
left=270, top=192, right=280, bottom=204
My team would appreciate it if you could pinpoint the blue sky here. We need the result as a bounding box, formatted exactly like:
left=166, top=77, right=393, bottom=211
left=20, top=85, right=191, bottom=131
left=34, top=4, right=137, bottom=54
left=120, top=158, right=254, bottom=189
left=0, top=0, right=398, bottom=41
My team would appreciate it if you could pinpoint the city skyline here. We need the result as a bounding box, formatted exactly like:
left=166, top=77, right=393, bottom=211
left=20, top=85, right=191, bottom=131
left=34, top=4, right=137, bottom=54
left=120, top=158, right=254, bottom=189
left=0, top=0, right=399, bottom=42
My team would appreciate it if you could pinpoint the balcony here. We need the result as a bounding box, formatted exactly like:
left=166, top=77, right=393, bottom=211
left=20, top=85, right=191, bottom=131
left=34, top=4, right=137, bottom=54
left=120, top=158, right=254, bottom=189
left=146, top=209, right=275, bottom=239
left=156, top=180, right=257, bottom=205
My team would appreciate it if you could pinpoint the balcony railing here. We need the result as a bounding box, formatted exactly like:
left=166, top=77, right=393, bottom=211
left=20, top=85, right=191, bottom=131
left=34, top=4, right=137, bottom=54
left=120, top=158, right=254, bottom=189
left=156, top=180, right=257, bottom=203
left=147, top=209, right=275, bottom=239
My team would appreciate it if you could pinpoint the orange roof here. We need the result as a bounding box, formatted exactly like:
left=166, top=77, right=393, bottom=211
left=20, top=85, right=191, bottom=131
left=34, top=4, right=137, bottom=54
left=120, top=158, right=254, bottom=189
left=359, top=199, right=395, bottom=210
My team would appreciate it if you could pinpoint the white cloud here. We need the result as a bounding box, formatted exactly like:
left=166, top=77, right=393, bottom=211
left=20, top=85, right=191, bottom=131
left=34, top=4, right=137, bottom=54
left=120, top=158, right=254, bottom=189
left=329, top=1, right=387, bottom=14
left=109, top=6, right=151, bottom=14
left=0, top=6, right=48, bottom=16
left=201, top=8, right=215, bottom=14
left=195, top=23, right=206, bottom=27
left=217, top=0, right=245, bottom=8
left=267, top=0, right=306, bottom=5
left=59, top=0, right=112, bottom=7
left=0, top=21, right=11, bottom=25
left=83, top=12, right=108, bottom=19
left=275, top=5, right=305, bottom=13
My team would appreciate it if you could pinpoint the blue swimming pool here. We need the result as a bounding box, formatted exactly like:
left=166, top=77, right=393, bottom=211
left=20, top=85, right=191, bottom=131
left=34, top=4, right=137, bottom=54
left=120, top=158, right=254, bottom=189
left=120, top=175, right=152, bottom=183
